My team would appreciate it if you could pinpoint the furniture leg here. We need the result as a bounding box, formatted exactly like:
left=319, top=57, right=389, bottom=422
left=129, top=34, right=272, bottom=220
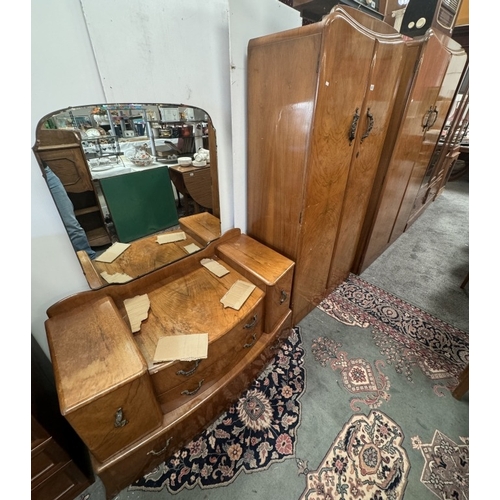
left=452, top=364, right=469, bottom=400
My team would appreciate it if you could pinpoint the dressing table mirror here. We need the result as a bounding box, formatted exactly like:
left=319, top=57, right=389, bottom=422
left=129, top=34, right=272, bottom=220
left=32, top=103, right=221, bottom=289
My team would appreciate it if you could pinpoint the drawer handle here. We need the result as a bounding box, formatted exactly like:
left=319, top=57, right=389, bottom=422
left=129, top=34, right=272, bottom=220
left=244, top=315, right=258, bottom=329
left=177, top=359, right=201, bottom=377
left=181, top=379, right=204, bottom=396
left=279, top=290, right=288, bottom=304
left=114, top=408, right=128, bottom=428
left=244, top=332, right=257, bottom=349
left=147, top=437, right=172, bottom=456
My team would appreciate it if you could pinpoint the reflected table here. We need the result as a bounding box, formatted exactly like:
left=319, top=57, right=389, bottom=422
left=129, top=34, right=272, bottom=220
left=168, top=164, right=213, bottom=215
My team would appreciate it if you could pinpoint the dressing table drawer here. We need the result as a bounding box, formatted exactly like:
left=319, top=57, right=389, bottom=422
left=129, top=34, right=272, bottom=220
left=45, top=296, right=163, bottom=463
left=151, top=300, right=264, bottom=408
left=93, top=308, right=291, bottom=499
left=216, top=234, right=295, bottom=332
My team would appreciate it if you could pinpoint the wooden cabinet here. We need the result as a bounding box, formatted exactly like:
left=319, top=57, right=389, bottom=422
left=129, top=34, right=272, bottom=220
left=31, top=416, right=93, bottom=500
left=31, top=335, right=94, bottom=500
left=353, top=31, right=467, bottom=273
left=45, top=229, right=294, bottom=499
left=247, top=6, right=407, bottom=324
left=33, top=128, right=111, bottom=247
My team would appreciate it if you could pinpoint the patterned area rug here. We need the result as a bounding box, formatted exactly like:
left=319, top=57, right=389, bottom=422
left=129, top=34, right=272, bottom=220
left=311, top=336, right=391, bottom=411
left=129, top=327, right=305, bottom=494
left=412, top=430, right=469, bottom=499
left=317, top=274, right=469, bottom=393
left=298, top=411, right=410, bottom=500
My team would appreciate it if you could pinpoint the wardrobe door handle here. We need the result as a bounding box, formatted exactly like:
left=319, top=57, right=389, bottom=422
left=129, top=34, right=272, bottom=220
left=422, top=107, right=432, bottom=131
left=360, top=108, right=374, bottom=144
left=349, top=108, right=360, bottom=144
left=428, top=107, right=438, bottom=129
left=422, top=105, right=437, bottom=132
left=279, top=289, right=288, bottom=304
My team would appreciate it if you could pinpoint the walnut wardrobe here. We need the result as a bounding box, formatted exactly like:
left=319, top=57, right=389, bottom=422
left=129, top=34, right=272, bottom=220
left=246, top=6, right=467, bottom=324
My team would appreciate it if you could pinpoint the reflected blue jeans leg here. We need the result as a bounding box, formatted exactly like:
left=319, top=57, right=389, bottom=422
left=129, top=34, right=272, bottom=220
left=44, top=166, right=97, bottom=260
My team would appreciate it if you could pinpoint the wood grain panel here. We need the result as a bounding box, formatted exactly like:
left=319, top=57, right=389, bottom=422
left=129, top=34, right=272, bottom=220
left=247, top=26, right=322, bottom=260
left=92, top=310, right=292, bottom=499
left=358, top=34, right=446, bottom=270
left=294, top=15, right=375, bottom=314
left=388, top=34, right=452, bottom=240
left=327, top=35, right=406, bottom=288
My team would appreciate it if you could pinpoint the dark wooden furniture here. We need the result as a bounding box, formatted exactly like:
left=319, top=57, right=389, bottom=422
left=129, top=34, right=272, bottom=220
left=169, top=164, right=213, bottom=214
left=452, top=364, right=469, bottom=400
left=33, top=129, right=111, bottom=247
left=291, top=0, right=384, bottom=23
left=247, top=6, right=407, bottom=325
left=45, top=229, right=294, bottom=499
left=31, top=335, right=94, bottom=500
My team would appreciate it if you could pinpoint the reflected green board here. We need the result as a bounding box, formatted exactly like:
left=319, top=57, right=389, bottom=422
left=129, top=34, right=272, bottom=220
left=99, top=167, right=178, bottom=243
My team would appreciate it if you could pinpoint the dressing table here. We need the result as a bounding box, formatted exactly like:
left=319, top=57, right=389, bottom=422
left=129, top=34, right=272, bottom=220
left=45, top=228, right=294, bottom=498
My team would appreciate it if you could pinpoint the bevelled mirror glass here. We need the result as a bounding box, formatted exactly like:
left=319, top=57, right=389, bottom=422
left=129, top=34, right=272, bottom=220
left=33, top=103, right=221, bottom=290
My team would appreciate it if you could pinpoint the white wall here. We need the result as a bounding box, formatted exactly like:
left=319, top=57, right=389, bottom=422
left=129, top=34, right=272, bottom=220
left=31, top=0, right=300, bottom=358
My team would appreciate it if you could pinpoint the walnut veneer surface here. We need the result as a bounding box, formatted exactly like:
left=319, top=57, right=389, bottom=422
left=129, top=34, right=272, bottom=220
left=45, top=228, right=294, bottom=499
left=247, top=6, right=466, bottom=324
left=247, top=6, right=407, bottom=325
left=77, top=212, right=222, bottom=289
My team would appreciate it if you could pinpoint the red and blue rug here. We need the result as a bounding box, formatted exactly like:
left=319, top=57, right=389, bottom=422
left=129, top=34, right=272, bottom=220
left=317, top=273, right=469, bottom=393
left=129, top=327, right=305, bottom=494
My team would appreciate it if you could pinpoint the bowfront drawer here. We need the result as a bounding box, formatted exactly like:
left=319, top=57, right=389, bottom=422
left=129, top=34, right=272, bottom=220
left=152, top=299, right=265, bottom=410
left=45, top=296, right=163, bottom=464
left=216, top=234, right=295, bottom=332
left=94, top=307, right=288, bottom=499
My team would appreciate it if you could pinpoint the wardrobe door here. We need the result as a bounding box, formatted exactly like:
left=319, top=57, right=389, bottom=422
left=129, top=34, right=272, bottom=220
left=292, top=13, right=376, bottom=322
left=390, top=36, right=467, bottom=238
left=327, top=35, right=406, bottom=289
left=404, top=39, right=468, bottom=228
left=247, top=23, right=323, bottom=260
left=356, top=33, right=453, bottom=272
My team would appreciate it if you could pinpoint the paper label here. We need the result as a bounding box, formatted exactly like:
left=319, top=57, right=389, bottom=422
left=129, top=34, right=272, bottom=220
left=183, top=243, right=201, bottom=254
left=95, top=242, right=130, bottom=263
left=153, top=333, right=209, bottom=363
left=220, top=280, right=256, bottom=310
left=100, top=271, right=133, bottom=284
left=200, top=258, right=230, bottom=277
left=157, top=231, right=187, bottom=244
left=123, top=294, right=150, bottom=333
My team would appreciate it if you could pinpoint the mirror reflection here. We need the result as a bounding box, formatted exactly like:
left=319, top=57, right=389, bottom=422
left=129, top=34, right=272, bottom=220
left=33, top=103, right=221, bottom=289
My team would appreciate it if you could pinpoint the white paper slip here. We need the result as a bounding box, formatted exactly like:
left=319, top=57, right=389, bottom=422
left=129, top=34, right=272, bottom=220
left=200, top=258, right=230, bottom=277
left=100, top=271, right=133, bottom=284
left=183, top=243, right=201, bottom=254
left=157, top=231, right=187, bottom=244
left=220, top=280, right=256, bottom=310
left=153, top=333, right=209, bottom=363
left=95, top=242, right=131, bottom=263
left=124, top=294, right=150, bottom=333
